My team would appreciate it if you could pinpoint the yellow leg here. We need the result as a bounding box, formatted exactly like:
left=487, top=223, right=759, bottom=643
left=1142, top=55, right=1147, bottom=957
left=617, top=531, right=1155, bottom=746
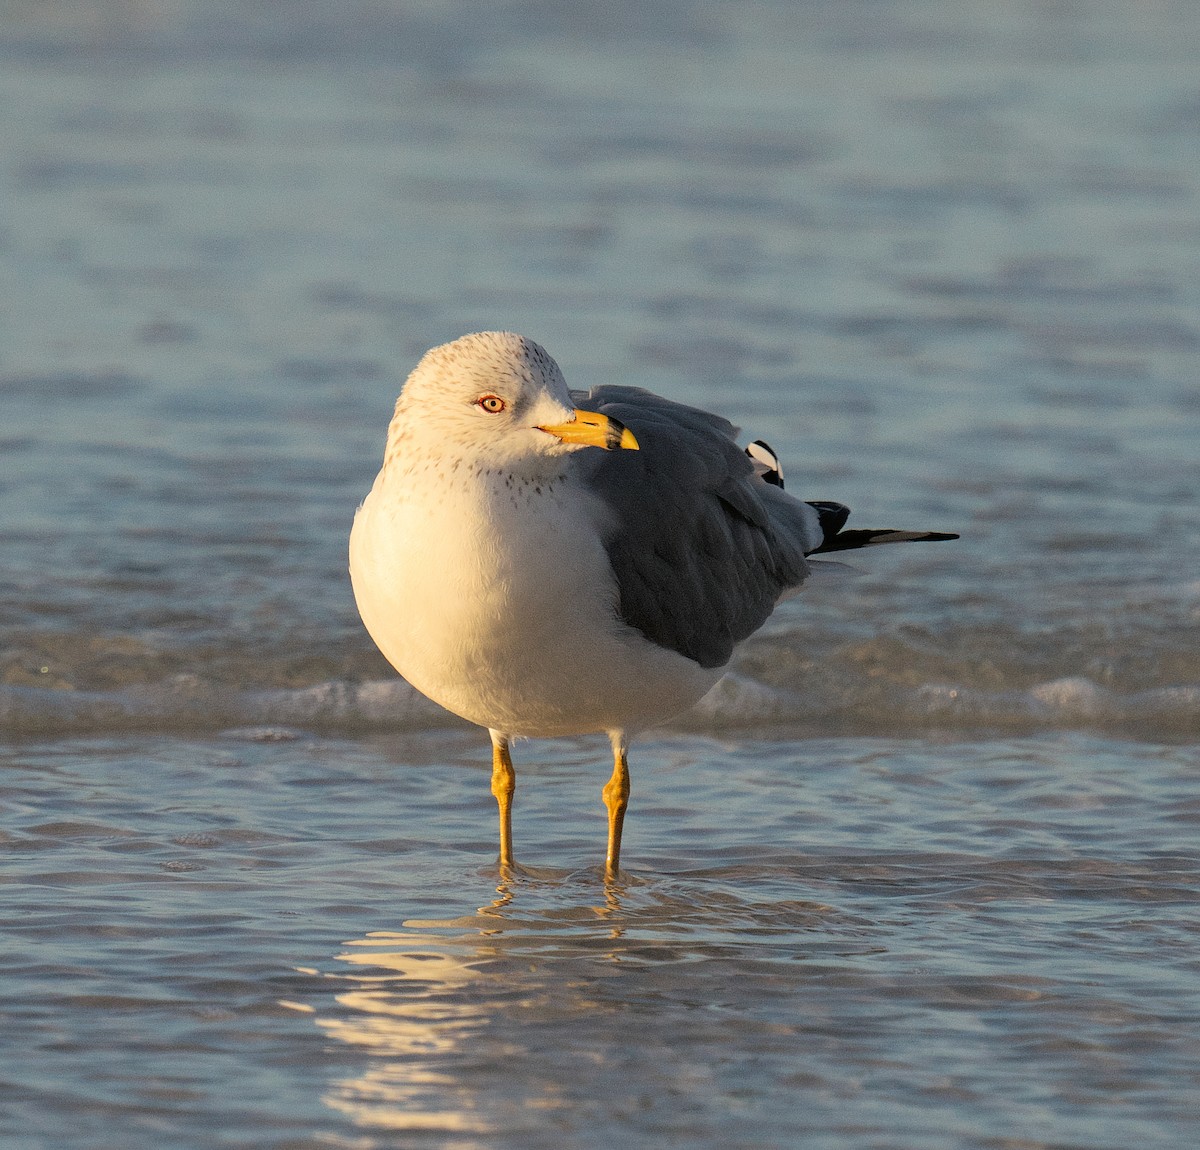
left=489, top=732, right=515, bottom=870
left=602, top=738, right=630, bottom=878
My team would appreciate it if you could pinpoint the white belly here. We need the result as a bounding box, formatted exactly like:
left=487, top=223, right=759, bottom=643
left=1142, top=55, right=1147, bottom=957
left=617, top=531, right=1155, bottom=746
left=349, top=467, right=719, bottom=737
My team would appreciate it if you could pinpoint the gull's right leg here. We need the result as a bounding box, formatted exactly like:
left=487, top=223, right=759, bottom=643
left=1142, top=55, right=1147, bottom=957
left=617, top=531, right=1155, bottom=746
left=489, top=729, right=516, bottom=870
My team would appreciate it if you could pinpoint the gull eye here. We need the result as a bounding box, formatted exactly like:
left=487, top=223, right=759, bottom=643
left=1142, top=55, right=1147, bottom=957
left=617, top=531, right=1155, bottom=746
left=477, top=394, right=506, bottom=414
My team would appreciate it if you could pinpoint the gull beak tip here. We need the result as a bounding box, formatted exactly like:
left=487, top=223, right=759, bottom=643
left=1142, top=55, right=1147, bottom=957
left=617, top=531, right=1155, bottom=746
left=615, top=424, right=640, bottom=451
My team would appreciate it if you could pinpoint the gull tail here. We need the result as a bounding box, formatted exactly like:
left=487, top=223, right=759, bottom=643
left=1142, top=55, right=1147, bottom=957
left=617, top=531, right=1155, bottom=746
left=804, top=499, right=959, bottom=555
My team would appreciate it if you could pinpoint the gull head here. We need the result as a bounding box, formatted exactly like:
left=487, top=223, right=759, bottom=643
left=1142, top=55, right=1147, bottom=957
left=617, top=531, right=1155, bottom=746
left=388, top=332, right=637, bottom=474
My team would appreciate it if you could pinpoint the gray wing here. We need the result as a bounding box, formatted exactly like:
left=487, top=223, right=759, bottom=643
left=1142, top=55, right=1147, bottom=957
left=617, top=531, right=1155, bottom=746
left=572, top=385, right=823, bottom=670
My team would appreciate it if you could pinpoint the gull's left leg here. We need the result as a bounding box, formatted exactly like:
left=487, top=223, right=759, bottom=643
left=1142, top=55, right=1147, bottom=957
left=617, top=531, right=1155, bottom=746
left=602, top=731, right=630, bottom=878
left=489, top=729, right=515, bottom=871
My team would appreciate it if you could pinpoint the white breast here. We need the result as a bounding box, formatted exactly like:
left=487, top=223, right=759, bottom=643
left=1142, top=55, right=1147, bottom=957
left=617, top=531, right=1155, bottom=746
left=349, top=462, right=719, bottom=738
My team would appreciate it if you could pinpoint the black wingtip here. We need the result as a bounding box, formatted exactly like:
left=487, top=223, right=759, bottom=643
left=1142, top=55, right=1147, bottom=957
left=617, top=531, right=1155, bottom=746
left=806, top=500, right=851, bottom=541
left=809, top=528, right=960, bottom=555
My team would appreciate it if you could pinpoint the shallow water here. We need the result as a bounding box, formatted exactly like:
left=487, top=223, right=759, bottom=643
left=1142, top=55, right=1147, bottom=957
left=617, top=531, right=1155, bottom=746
left=5, top=730, right=1200, bottom=1147
left=2, top=2, right=1200, bottom=1147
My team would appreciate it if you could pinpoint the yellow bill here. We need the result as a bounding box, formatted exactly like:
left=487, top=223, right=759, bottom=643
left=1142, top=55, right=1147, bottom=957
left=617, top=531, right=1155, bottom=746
left=538, top=409, right=640, bottom=451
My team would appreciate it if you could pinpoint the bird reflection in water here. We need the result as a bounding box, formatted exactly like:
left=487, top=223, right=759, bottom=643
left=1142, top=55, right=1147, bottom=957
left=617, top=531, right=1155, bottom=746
left=289, top=877, right=629, bottom=1137
left=484, top=868, right=627, bottom=940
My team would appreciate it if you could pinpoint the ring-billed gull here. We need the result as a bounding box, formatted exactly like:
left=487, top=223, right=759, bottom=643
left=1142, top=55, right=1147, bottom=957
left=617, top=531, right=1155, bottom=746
left=349, top=332, right=957, bottom=876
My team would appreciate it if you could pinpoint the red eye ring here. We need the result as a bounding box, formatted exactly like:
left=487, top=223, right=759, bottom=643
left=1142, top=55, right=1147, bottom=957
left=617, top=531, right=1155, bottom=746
left=477, top=394, right=506, bottom=414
